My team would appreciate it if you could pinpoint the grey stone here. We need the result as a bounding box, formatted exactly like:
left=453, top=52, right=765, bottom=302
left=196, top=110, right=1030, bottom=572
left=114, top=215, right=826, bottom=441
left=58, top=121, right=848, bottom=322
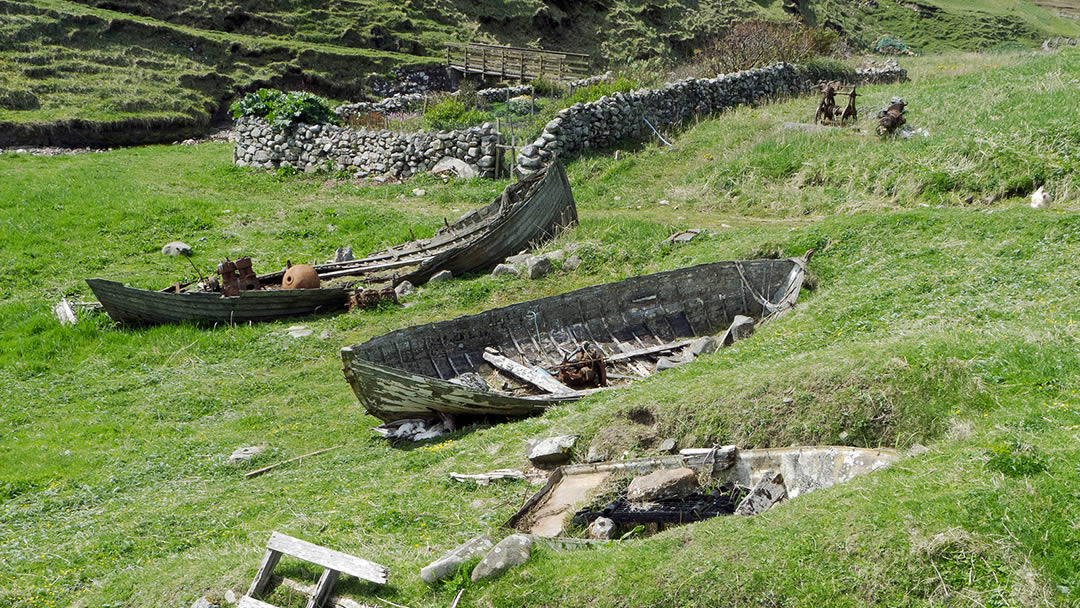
left=588, top=517, right=616, bottom=540
left=286, top=325, right=313, bottom=338
left=223, top=590, right=237, bottom=604
left=395, top=280, right=415, bottom=298
left=526, top=435, right=577, bottom=465
left=519, top=156, right=543, bottom=170
left=545, top=249, right=565, bottom=262
left=191, top=597, right=217, bottom=608
left=471, top=534, right=534, bottom=581
left=333, top=246, right=354, bottom=263
left=505, top=252, right=531, bottom=266
left=626, top=467, right=699, bottom=502
left=449, top=372, right=489, bottom=392
left=689, top=336, right=719, bottom=357
left=735, top=471, right=786, bottom=515
left=412, top=188, right=427, bottom=197
left=162, top=241, right=192, bottom=256
left=723, top=315, right=755, bottom=344
left=657, top=438, right=678, bottom=454
left=492, top=263, right=521, bottom=277
left=227, top=445, right=264, bottom=463
left=563, top=254, right=582, bottom=271
left=421, top=534, right=494, bottom=584
left=429, top=270, right=453, bottom=283
left=654, top=356, right=684, bottom=372
left=526, top=255, right=553, bottom=280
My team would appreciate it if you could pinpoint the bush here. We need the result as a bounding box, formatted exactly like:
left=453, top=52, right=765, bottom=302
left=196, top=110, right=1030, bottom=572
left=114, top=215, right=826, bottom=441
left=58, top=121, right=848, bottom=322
left=229, top=88, right=339, bottom=130
left=566, top=77, right=638, bottom=105
left=530, top=76, right=563, bottom=98
left=422, top=98, right=486, bottom=130
left=689, top=20, right=838, bottom=76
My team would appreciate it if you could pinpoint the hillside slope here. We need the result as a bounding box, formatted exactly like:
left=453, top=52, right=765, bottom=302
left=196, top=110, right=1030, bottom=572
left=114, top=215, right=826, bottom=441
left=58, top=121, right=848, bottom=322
left=1, top=0, right=1078, bottom=146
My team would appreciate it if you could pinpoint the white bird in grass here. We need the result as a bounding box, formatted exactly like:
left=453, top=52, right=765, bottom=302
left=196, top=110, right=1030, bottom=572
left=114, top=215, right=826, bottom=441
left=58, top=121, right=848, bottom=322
left=1030, top=186, right=1048, bottom=209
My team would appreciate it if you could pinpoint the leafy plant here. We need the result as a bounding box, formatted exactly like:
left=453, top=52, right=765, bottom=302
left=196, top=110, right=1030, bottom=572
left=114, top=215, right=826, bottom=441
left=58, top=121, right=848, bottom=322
left=566, top=77, right=638, bottom=105
left=422, top=97, right=486, bottom=130
left=985, top=440, right=1048, bottom=477
left=686, top=20, right=838, bottom=77
left=529, top=76, right=564, bottom=98
left=229, top=88, right=339, bottom=130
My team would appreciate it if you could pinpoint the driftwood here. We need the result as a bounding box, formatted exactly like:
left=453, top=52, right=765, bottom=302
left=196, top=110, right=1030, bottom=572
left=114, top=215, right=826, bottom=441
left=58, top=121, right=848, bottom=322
left=245, top=445, right=344, bottom=479
left=483, top=351, right=574, bottom=395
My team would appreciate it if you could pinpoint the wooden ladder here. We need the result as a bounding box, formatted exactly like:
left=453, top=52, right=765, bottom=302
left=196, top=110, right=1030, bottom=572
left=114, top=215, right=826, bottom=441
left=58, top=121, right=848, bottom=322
left=239, top=532, right=389, bottom=608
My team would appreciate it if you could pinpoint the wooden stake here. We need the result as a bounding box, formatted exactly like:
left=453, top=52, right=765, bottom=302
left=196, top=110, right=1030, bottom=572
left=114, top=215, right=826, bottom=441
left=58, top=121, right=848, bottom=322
left=245, top=445, right=344, bottom=479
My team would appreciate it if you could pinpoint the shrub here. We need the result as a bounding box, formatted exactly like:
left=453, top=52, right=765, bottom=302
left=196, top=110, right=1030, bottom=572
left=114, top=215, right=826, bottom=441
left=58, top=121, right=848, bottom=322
left=689, top=20, right=838, bottom=76
left=566, top=77, right=638, bottom=105
left=455, top=80, right=480, bottom=111
left=229, top=88, right=339, bottom=130
left=530, top=76, right=564, bottom=98
left=422, top=97, right=486, bottom=130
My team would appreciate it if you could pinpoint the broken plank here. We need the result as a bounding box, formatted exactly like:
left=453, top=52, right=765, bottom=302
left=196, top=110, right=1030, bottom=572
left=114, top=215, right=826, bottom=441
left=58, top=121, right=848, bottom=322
left=266, top=532, right=389, bottom=585
left=604, top=340, right=694, bottom=363
left=239, top=596, right=279, bottom=608
left=482, top=351, right=573, bottom=395
left=248, top=548, right=283, bottom=597
left=305, top=568, right=340, bottom=608
left=53, top=299, right=77, bottom=325
left=245, top=445, right=344, bottom=479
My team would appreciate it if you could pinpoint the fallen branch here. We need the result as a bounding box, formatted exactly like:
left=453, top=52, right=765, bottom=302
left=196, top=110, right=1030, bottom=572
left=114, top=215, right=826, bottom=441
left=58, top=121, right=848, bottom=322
left=245, top=445, right=344, bottom=479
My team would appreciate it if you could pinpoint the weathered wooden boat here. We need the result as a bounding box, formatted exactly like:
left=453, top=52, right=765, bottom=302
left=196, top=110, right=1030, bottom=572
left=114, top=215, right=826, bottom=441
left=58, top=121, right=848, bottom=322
left=340, top=253, right=811, bottom=424
left=87, top=161, right=577, bottom=325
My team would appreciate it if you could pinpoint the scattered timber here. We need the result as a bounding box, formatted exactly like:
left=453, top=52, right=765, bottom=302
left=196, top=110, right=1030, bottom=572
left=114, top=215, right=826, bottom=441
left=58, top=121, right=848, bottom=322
left=87, top=162, right=577, bottom=326
left=341, top=253, right=811, bottom=423
left=244, top=445, right=344, bottom=479
left=482, top=351, right=574, bottom=395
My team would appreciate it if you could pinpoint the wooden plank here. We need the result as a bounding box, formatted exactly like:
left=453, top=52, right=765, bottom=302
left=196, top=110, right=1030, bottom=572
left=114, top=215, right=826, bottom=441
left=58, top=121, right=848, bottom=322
left=245, top=445, right=344, bottom=479
left=277, top=577, right=369, bottom=608
left=53, top=299, right=77, bottom=325
left=483, top=351, right=574, bottom=395
left=239, top=596, right=279, bottom=608
left=265, top=532, right=389, bottom=585
left=247, top=548, right=282, bottom=597
left=304, top=568, right=340, bottom=608
left=603, top=339, right=694, bottom=362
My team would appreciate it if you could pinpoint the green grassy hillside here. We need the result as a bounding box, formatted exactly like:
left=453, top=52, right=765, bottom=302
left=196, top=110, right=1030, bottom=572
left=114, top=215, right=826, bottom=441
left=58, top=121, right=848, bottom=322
left=1, top=0, right=1078, bottom=145
left=1, top=50, right=1078, bottom=608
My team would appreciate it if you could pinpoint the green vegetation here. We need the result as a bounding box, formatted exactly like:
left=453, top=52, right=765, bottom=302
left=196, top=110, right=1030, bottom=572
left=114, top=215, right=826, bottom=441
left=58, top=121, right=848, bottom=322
left=229, top=89, right=338, bottom=130
left=421, top=97, right=488, bottom=131
left=1, top=50, right=1079, bottom=608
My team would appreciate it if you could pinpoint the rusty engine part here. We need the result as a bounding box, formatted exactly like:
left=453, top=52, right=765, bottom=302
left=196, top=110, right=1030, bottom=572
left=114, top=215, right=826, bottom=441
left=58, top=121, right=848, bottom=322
left=814, top=82, right=838, bottom=124
left=235, top=256, right=261, bottom=291
left=282, top=263, right=320, bottom=290
left=840, top=86, right=859, bottom=124
left=347, top=287, right=399, bottom=310
left=217, top=257, right=261, bottom=296
left=555, top=342, right=608, bottom=389
left=217, top=259, right=240, bottom=297
left=876, top=97, right=906, bottom=135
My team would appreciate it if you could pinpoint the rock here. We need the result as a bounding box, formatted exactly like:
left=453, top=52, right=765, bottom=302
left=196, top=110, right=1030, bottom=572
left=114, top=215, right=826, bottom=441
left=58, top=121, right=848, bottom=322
left=588, top=517, right=616, bottom=540
left=563, top=254, right=582, bottom=271
left=689, top=336, right=719, bottom=357
left=526, top=255, right=553, bottom=280
left=586, top=444, right=608, bottom=463
left=505, top=252, right=531, bottom=266
left=654, top=356, right=684, bottom=372
left=286, top=325, right=312, bottom=338
left=734, top=471, right=786, bottom=515
left=429, top=270, right=453, bottom=283
left=421, top=534, right=494, bottom=584
left=162, top=241, right=192, bottom=256
left=471, top=534, right=534, bottom=581
left=227, top=445, right=264, bottom=463
left=449, top=372, right=489, bottom=392
left=395, top=280, right=415, bottom=298
left=333, top=246, right=354, bottom=262
left=626, top=467, right=699, bottom=502
left=657, top=438, right=678, bottom=454
left=526, top=435, right=577, bottom=465
left=319, top=329, right=332, bottom=340
left=492, top=263, right=521, bottom=277
left=1031, top=186, right=1048, bottom=209
left=545, top=249, right=565, bottom=262
left=723, top=315, right=755, bottom=344
left=412, top=188, right=427, bottom=197
left=191, top=597, right=217, bottom=608
left=224, top=590, right=237, bottom=605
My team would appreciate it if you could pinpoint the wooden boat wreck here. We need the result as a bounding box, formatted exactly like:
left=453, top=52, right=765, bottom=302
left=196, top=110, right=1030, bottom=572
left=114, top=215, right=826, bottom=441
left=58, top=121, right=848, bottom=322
left=340, top=253, right=811, bottom=428
left=87, top=161, right=577, bottom=325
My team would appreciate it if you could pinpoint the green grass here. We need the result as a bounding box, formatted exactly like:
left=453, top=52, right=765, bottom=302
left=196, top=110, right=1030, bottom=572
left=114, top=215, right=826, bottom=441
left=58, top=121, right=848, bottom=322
left=1, top=51, right=1080, bottom=608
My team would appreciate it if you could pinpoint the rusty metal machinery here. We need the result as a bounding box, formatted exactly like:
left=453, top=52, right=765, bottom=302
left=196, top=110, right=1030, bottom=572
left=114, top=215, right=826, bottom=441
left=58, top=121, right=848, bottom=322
left=347, top=287, right=399, bottom=310
left=282, top=263, right=320, bottom=290
left=876, top=97, right=907, bottom=135
left=217, top=259, right=240, bottom=297
left=235, top=256, right=261, bottom=291
left=814, top=82, right=838, bottom=124
left=555, top=342, right=608, bottom=388
left=840, top=86, right=859, bottom=124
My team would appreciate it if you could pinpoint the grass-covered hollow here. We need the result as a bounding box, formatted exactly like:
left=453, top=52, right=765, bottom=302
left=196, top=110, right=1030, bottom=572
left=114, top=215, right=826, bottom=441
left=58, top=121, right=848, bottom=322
left=1, top=50, right=1079, bottom=608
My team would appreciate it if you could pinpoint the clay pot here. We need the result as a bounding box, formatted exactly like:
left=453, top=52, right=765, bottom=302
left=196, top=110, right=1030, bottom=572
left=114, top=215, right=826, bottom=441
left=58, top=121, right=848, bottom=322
left=282, top=264, right=320, bottom=289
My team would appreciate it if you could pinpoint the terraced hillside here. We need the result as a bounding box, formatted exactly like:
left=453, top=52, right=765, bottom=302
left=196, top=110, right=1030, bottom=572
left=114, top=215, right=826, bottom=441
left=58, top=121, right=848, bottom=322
left=2, top=0, right=1079, bottom=146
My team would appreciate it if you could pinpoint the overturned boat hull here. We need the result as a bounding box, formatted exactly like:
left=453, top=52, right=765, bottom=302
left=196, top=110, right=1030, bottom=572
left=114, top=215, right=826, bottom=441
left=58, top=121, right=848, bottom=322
left=87, top=162, right=577, bottom=326
left=341, top=255, right=809, bottom=423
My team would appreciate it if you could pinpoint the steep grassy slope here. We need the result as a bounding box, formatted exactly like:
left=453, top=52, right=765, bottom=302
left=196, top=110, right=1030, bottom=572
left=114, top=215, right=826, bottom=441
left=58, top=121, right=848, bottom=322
left=1, top=50, right=1078, bottom=608
left=2, top=0, right=1079, bottom=145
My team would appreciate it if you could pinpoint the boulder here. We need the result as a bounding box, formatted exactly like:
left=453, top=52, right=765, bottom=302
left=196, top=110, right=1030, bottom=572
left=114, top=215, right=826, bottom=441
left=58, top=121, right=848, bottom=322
left=421, top=534, right=494, bottom=584
left=689, top=336, right=719, bottom=357
left=226, top=445, right=264, bottom=463
left=723, top=315, right=755, bottom=344
left=734, top=471, right=786, bottom=515
left=429, top=270, right=453, bottom=283
left=505, top=252, right=531, bottom=266
left=563, top=254, right=582, bottom=271
left=626, top=467, right=698, bottom=502
left=471, top=534, right=534, bottom=581
left=526, top=255, right=553, bottom=280
left=657, top=438, right=678, bottom=454
left=162, top=241, right=192, bottom=256
left=395, top=280, right=416, bottom=298
left=526, top=435, right=577, bottom=465
left=412, top=188, right=427, bottom=197
left=654, top=356, right=684, bottom=372
left=332, top=246, right=354, bottom=263
left=492, top=263, right=521, bottom=277
left=286, top=325, right=313, bottom=338
left=588, top=517, right=617, bottom=540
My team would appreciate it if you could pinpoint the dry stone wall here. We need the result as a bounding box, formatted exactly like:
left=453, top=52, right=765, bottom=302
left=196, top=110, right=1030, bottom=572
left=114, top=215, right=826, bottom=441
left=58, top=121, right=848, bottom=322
left=233, top=117, right=501, bottom=179
left=516, top=62, right=907, bottom=174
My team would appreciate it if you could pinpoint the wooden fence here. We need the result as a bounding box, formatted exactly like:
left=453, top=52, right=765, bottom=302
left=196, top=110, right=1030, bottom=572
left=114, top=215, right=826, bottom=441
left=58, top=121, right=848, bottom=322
left=446, top=43, right=590, bottom=82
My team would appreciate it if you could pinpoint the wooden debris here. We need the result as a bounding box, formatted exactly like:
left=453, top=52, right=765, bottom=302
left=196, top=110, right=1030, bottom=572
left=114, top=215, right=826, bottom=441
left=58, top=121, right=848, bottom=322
left=604, top=340, right=694, bottom=363
left=734, top=471, right=786, bottom=515
left=449, top=469, right=531, bottom=485
left=482, top=351, right=574, bottom=395
left=245, top=445, right=344, bottom=479
left=275, top=576, right=373, bottom=608
left=53, top=299, right=77, bottom=325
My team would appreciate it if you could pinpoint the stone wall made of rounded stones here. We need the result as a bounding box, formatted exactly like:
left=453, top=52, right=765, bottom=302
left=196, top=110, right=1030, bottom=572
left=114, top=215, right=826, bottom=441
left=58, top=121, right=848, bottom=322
left=233, top=117, right=502, bottom=179
left=516, top=62, right=907, bottom=173
left=335, top=93, right=428, bottom=118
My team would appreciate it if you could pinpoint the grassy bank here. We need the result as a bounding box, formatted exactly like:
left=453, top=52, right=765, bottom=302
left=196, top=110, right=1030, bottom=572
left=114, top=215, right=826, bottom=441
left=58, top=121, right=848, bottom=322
left=1, top=50, right=1078, bottom=608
